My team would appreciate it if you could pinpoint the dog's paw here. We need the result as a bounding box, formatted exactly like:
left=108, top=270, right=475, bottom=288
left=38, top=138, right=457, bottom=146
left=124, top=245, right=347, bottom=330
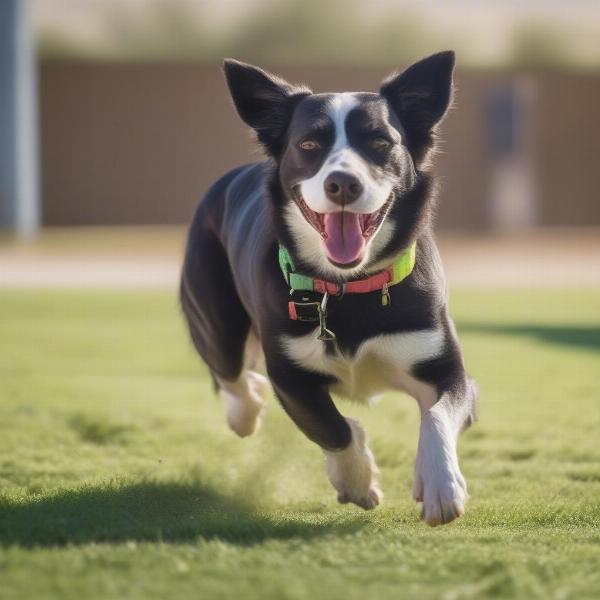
left=324, top=418, right=382, bottom=511
left=414, top=456, right=467, bottom=526
left=421, top=478, right=467, bottom=526
left=247, top=370, right=269, bottom=400
left=337, top=483, right=382, bottom=510
left=220, top=371, right=267, bottom=438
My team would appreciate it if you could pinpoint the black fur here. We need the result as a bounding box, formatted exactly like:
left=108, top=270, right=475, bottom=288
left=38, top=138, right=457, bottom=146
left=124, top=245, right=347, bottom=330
left=223, top=59, right=311, bottom=157
left=380, top=51, right=455, bottom=164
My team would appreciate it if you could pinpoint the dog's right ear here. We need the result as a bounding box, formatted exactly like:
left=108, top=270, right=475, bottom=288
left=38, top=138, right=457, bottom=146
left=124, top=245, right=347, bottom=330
left=223, top=59, right=311, bottom=156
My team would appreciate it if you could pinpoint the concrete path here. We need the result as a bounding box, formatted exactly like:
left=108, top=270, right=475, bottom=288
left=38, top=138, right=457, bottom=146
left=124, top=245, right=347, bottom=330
left=1, top=227, right=598, bottom=289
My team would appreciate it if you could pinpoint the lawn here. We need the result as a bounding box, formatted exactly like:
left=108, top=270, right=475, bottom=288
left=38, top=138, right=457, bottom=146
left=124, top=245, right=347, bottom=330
left=0, top=288, right=599, bottom=599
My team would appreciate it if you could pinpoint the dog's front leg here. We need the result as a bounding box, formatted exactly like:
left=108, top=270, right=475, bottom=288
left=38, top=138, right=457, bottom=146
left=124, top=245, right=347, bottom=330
left=412, top=375, right=477, bottom=526
left=267, top=362, right=381, bottom=510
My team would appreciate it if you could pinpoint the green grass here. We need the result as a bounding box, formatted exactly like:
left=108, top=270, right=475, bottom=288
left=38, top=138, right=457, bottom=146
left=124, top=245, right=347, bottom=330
left=1, top=288, right=599, bottom=599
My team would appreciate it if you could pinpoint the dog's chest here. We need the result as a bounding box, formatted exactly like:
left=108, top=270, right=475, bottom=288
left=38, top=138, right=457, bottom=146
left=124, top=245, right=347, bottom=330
left=281, top=328, right=444, bottom=402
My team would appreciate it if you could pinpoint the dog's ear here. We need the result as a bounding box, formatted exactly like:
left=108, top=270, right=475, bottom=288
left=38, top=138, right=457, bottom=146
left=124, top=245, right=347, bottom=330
left=380, top=51, right=455, bottom=161
left=223, top=59, right=311, bottom=156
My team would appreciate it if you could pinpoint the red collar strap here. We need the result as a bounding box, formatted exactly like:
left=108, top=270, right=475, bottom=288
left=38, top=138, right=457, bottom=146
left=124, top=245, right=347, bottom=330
left=312, top=267, right=393, bottom=296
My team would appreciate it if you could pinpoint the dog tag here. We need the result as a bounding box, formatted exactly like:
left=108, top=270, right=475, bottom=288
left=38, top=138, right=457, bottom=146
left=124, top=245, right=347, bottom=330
left=317, top=292, right=336, bottom=341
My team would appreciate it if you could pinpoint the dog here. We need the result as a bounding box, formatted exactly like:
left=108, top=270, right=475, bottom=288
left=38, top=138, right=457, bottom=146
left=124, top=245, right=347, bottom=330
left=180, top=51, right=477, bottom=526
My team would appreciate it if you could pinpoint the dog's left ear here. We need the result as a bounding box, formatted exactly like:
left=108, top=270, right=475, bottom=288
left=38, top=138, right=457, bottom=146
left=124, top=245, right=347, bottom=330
left=223, top=59, right=311, bottom=156
left=380, top=51, right=455, bottom=160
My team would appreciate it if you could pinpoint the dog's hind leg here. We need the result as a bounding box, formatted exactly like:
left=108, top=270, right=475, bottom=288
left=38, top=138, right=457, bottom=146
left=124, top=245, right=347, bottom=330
left=215, top=331, right=268, bottom=437
left=180, top=230, right=268, bottom=437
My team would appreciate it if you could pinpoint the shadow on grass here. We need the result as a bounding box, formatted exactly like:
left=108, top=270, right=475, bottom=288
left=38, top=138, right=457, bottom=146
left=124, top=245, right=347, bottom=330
left=0, top=480, right=364, bottom=548
left=456, top=323, right=600, bottom=353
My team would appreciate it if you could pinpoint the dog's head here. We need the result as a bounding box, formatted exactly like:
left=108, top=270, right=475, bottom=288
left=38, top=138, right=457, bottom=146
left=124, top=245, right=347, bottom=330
left=224, top=52, right=454, bottom=279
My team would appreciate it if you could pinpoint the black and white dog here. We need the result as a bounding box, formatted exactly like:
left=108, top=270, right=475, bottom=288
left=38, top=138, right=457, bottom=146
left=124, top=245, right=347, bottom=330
left=181, top=51, right=477, bottom=526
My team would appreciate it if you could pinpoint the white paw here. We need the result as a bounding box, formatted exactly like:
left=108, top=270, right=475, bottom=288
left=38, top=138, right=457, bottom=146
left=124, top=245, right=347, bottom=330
left=219, top=370, right=267, bottom=438
left=413, top=406, right=468, bottom=526
left=337, top=483, right=382, bottom=510
left=413, top=451, right=468, bottom=526
left=324, top=418, right=382, bottom=511
left=247, top=370, right=269, bottom=399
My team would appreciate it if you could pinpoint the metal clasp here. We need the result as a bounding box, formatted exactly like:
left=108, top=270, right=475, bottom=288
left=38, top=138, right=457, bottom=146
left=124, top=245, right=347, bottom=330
left=317, top=292, right=336, bottom=341
left=381, top=282, right=391, bottom=306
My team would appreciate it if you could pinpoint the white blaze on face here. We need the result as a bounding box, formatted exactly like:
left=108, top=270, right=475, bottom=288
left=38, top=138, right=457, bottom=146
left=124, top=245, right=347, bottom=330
left=299, top=93, right=393, bottom=215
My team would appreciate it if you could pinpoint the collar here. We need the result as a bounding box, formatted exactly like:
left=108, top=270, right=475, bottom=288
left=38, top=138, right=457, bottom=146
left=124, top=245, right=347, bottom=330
left=278, top=242, right=416, bottom=305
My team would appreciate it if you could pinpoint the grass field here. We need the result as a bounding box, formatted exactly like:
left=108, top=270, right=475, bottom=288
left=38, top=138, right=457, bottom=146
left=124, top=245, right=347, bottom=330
left=1, top=288, right=599, bottom=599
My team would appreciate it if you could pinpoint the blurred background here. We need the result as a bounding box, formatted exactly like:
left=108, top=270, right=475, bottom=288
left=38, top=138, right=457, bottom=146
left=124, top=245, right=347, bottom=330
left=3, top=5, right=600, bottom=596
left=1, top=0, right=600, bottom=287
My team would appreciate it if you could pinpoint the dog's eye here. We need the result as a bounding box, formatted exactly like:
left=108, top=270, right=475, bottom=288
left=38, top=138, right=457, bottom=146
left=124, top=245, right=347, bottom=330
left=299, top=139, right=320, bottom=151
left=369, top=137, right=391, bottom=151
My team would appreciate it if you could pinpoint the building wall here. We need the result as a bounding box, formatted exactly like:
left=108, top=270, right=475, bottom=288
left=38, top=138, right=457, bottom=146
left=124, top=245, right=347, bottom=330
left=39, top=61, right=600, bottom=228
left=535, top=72, right=600, bottom=226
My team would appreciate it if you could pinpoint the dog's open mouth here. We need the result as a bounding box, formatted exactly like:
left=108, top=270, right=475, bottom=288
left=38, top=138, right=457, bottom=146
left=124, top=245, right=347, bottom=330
left=292, top=189, right=392, bottom=266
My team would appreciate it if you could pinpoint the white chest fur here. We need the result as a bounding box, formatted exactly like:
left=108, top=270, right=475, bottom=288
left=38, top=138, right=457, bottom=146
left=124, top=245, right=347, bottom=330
left=280, top=328, right=444, bottom=404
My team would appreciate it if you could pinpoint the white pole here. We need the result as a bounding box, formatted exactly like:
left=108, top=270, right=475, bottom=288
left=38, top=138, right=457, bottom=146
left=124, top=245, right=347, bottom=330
left=0, top=0, right=40, bottom=237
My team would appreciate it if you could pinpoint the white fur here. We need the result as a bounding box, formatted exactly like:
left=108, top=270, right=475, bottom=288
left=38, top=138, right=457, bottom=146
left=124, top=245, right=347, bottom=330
left=283, top=202, right=332, bottom=276
left=323, top=417, right=382, bottom=509
left=329, top=93, right=356, bottom=150
left=280, top=327, right=445, bottom=402
left=217, top=370, right=268, bottom=437
left=300, top=93, right=394, bottom=216
left=413, top=398, right=469, bottom=526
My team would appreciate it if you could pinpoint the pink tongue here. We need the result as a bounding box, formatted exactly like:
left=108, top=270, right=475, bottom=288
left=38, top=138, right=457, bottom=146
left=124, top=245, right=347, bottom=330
left=323, top=212, right=365, bottom=264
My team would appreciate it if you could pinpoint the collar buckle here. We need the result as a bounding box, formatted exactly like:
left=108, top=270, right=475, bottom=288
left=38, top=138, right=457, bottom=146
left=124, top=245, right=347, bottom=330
left=287, top=290, right=322, bottom=322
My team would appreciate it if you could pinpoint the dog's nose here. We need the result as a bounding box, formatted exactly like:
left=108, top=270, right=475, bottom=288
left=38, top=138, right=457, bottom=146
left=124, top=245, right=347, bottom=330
left=324, top=171, right=363, bottom=205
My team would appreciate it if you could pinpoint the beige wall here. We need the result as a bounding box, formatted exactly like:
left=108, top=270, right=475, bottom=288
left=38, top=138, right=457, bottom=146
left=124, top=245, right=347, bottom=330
left=535, top=72, right=600, bottom=226
left=39, top=61, right=600, bottom=228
